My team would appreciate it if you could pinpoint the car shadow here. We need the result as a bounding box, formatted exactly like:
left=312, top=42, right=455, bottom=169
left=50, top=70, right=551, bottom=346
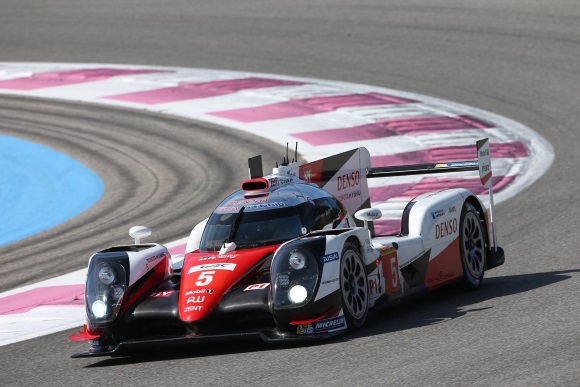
left=83, top=268, right=579, bottom=368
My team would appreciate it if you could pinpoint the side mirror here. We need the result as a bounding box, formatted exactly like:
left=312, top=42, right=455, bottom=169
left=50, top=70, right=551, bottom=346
left=129, top=226, right=151, bottom=244
left=354, top=208, right=382, bottom=229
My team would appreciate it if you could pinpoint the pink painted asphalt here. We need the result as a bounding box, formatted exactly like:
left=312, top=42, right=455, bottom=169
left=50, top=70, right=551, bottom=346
left=0, top=68, right=167, bottom=91
left=370, top=142, right=528, bottom=166
left=106, top=77, right=304, bottom=105
left=0, top=285, right=84, bottom=315
left=0, top=243, right=187, bottom=316
left=369, top=175, right=516, bottom=203
left=292, top=115, right=494, bottom=145
left=209, top=92, right=415, bottom=122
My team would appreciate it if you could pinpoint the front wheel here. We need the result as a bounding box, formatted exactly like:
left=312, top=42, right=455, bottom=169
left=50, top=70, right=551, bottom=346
left=459, top=203, right=487, bottom=289
left=339, top=241, right=369, bottom=330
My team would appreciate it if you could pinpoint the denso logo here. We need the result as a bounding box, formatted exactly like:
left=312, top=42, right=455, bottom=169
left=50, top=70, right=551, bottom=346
left=187, top=296, right=205, bottom=303
left=314, top=316, right=345, bottom=330
left=337, top=171, right=360, bottom=191
left=188, top=263, right=236, bottom=274
left=435, top=218, right=458, bottom=239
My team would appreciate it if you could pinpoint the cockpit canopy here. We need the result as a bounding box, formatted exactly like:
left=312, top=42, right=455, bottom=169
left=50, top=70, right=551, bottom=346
left=199, top=184, right=347, bottom=251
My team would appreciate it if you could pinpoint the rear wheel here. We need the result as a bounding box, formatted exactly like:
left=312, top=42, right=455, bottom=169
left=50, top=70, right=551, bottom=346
left=459, top=203, right=487, bottom=289
left=340, top=241, right=368, bottom=329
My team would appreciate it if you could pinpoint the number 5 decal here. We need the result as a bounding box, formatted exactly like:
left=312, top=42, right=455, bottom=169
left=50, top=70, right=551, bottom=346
left=390, top=257, right=400, bottom=291
left=380, top=248, right=401, bottom=294
left=195, top=271, right=215, bottom=286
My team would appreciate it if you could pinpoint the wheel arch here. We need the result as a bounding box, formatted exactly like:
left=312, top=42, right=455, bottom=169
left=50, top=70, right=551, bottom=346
left=463, top=195, right=490, bottom=251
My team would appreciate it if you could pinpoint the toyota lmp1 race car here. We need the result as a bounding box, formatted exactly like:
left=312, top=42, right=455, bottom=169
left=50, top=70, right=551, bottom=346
left=70, top=139, right=504, bottom=358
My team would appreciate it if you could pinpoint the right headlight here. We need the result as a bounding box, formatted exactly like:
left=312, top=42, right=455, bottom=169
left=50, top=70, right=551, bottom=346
left=86, top=261, right=127, bottom=324
left=288, top=249, right=307, bottom=270
left=272, top=246, right=320, bottom=308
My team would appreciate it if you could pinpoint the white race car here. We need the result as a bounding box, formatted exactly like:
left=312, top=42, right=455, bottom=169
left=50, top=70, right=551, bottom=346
left=70, top=139, right=504, bottom=357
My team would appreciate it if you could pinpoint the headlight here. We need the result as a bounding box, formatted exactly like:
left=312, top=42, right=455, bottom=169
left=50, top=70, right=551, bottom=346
left=98, top=266, right=115, bottom=285
left=86, top=260, right=127, bottom=324
left=272, top=245, right=320, bottom=308
left=110, top=285, right=125, bottom=301
left=288, top=285, right=308, bottom=303
left=289, top=249, right=306, bottom=270
left=91, top=300, right=108, bottom=319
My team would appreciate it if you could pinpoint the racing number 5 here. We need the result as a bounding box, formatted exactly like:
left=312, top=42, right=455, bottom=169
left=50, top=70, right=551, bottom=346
left=390, top=257, right=400, bottom=290
left=195, top=271, right=215, bottom=286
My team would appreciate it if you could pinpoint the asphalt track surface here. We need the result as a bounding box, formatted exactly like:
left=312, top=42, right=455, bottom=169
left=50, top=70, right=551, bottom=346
left=1, top=1, right=579, bottom=386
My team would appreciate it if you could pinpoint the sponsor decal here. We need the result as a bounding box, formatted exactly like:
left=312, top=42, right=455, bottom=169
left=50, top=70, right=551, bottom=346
left=188, top=263, right=236, bottom=274
left=146, top=253, right=165, bottom=263
left=313, top=316, right=346, bottom=331
left=449, top=205, right=456, bottom=213
left=145, top=252, right=166, bottom=270
left=268, top=177, right=292, bottom=188
left=431, top=209, right=445, bottom=219
left=368, top=278, right=381, bottom=296
left=184, top=306, right=203, bottom=312
left=297, top=316, right=347, bottom=335
left=378, top=245, right=396, bottom=255
left=448, top=161, right=478, bottom=167
left=321, top=277, right=339, bottom=285
left=435, top=163, right=449, bottom=168
left=320, top=252, right=339, bottom=264
left=187, top=296, right=205, bottom=303
left=217, top=206, right=238, bottom=212
left=435, top=218, right=458, bottom=239
left=245, top=202, right=285, bottom=210
left=337, top=171, right=360, bottom=191
left=297, top=324, right=314, bottom=335
left=185, top=289, right=214, bottom=295
left=198, top=253, right=237, bottom=261
left=337, top=189, right=361, bottom=202
left=303, top=168, right=312, bottom=183
left=150, top=290, right=174, bottom=298
left=229, top=198, right=268, bottom=205
left=244, top=283, right=270, bottom=291
left=217, top=253, right=239, bottom=259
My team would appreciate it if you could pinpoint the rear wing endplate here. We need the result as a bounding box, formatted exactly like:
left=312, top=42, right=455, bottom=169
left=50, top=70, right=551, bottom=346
left=366, top=138, right=497, bottom=251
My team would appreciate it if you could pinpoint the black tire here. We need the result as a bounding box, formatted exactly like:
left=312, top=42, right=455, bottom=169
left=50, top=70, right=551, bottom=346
left=459, top=203, right=487, bottom=289
left=339, top=241, right=369, bottom=330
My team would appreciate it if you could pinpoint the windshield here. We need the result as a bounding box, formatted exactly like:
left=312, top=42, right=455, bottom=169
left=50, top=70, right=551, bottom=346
left=200, top=207, right=304, bottom=251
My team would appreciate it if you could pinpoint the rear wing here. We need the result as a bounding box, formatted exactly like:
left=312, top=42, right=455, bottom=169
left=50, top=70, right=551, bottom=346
left=366, top=139, right=497, bottom=249
left=295, top=139, right=496, bottom=244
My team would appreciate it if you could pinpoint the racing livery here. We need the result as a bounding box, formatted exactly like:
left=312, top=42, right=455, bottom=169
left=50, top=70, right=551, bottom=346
left=70, top=139, right=504, bottom=357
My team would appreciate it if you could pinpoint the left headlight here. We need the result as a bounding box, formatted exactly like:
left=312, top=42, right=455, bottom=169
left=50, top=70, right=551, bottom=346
left=86, top=261, right=127, bottom=324
left=272, top=246, right=320, bottom=308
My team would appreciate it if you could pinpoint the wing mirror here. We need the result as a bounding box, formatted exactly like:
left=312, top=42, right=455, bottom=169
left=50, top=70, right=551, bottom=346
left=354, top=208, right=382, bottom=229
left=129, top=226, right=152, bottom=244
